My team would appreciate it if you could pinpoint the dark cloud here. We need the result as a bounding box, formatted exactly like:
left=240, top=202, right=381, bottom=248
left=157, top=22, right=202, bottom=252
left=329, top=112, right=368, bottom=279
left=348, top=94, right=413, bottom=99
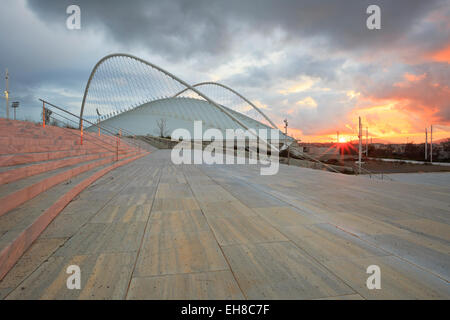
left=224, top=54, right=345, bottom=90
left=26, top=0, right=445, bottom=61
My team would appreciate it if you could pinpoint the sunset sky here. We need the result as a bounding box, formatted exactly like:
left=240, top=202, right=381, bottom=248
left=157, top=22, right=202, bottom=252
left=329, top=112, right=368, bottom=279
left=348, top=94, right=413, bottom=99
left=0, top=0, right=449, bottom=143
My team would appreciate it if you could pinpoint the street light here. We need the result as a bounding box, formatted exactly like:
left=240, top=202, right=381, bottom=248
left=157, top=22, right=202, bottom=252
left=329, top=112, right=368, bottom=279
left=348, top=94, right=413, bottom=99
left=11, top=101, right=19, bottom=120
left=5, top=69, right=9, bottom=119
left=96, top=108, right=101, bottom=136
left=283, top=118, right=290, bottom=165
left=283, top=118, right=288, bottom=145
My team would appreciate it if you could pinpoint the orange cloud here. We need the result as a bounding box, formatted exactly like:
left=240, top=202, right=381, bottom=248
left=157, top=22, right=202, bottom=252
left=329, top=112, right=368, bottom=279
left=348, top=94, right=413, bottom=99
left=429, top=44, right=450, bottom=63
left=290, top=94, right=450, bottom=143
left=404, top=72, right=426, bottom=82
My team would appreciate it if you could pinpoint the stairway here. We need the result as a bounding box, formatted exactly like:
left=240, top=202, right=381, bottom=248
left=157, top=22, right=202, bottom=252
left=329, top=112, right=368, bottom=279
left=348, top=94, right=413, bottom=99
left=0, top=119, right=149, bottom=280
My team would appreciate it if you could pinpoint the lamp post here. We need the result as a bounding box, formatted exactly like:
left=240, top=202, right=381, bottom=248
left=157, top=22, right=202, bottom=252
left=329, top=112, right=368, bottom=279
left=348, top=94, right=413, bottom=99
left=283, top=118, right=288, bottom=144
left=283, top=118, right=290, bottom=165
left=96, top=108, right=101, bottom=136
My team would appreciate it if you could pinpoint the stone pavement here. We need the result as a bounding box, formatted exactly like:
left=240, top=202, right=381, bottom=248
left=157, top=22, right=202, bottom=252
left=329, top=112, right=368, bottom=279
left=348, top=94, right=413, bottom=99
left=1, top=150, right=449, bottom=299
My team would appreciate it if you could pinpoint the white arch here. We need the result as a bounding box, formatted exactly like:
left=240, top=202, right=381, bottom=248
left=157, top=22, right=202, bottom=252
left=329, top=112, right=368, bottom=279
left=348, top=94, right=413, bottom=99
left=80, top=53, right=279, bottom=151
left=173, top=81, right=278, bottom=130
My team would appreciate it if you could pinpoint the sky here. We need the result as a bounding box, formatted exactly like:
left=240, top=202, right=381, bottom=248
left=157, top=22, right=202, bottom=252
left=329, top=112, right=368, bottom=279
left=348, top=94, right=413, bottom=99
left=0, top=0, right=449, bottom=143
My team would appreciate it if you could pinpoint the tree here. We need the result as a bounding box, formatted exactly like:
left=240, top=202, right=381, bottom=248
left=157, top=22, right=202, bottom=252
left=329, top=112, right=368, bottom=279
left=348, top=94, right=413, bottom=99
left=156, top=118, right=168, bottom=138
left=442, top=139, right=450, bottom=152
left=404, top=142, right=425, bottom=160
left=42, top=108, right=52, bottom=124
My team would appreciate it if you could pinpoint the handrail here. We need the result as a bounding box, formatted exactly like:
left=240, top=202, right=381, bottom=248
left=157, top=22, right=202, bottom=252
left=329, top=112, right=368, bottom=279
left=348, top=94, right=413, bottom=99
left=39, top=99, right=141, bottom=152
left=352, top=162, right=393, bottom=181
left=40, top=99, right=122, bottom=137
left=93, top=121, right=170, bottom=150
left=90, top=118, right=238, bottom=153
left=47, top=110, right=124, bottom=154
left=287, top=144, right=342, bottom=174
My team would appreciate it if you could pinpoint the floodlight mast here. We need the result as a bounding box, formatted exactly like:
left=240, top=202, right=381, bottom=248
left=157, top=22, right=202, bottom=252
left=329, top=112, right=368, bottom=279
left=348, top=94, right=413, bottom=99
left=11, top=101, right=19, bottom=120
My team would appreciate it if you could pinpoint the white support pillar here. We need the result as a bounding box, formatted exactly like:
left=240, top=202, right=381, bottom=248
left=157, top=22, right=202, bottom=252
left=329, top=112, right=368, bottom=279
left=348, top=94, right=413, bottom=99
left=358, top=116, right=362, bottom=174
left=430, top=125, right=433, bottom=163
left=366, top=127, right=368, bottom=157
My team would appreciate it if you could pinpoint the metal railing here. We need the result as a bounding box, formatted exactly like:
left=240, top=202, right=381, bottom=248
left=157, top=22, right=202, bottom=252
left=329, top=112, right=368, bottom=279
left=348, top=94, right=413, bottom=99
left=286, top=143, right=342, bottom=174
left=286, top=142, right=394, bottom=179
left=92, top=121, right=178, bottom=152
left=352, top=162, right=393, bottom=181
left=39, top=99, right=143, bottom=160
left=46, top=110, right=122, bottom=156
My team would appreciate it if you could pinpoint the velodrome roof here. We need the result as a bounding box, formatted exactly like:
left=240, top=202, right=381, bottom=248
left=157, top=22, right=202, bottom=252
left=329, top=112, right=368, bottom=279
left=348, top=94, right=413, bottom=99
left=92, top=97, right=287, bottom=139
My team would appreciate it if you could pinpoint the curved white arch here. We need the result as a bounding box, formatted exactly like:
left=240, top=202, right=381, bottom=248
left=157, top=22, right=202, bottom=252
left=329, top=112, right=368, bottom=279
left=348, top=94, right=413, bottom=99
left=80, top=53, right=279, bottom=151
left=173, top=81, right=278, bottom=130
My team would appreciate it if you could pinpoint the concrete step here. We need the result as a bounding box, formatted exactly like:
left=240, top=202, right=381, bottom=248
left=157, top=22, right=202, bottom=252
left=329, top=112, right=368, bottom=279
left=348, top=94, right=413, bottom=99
left=1, top=129, right=130, bottom=145
left=0, top=120, right=135, bottom=150
left=0, top=151, right=115, bottom=185
left=0, top=144, right=133, bottom=168
left=0, top=151, right=140, bottom=217
left=0, top=119, right=149, bottom=281
left=0, top=148, right=110, bottom=167
left=0, top=144, right=99, bottom=156
left=0, top=123, right=134, bottom=144
left=0, top=120, right=70, bottom=134
left=0, top=135, right=123, bottom=148
left=0, top=151, right=149, bottom=280
left=0, top=136, right=132, bottom=158
left=0, top=136, right=80, bottom=147
left=0, top=127, right=78, bottom=136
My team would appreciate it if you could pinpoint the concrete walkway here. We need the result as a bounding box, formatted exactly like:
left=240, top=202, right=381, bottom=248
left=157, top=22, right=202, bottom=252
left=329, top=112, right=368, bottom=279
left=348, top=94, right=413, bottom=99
left=388, top=172, right=450, bottom=188
left=1, top=150, right=449, bottom=299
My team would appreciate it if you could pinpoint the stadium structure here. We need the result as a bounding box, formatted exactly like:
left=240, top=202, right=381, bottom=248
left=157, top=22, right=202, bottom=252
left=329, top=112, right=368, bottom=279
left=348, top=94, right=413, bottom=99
left=80, top=54, right=289, bottom=143
left=1, top=53, right=449, bottom=300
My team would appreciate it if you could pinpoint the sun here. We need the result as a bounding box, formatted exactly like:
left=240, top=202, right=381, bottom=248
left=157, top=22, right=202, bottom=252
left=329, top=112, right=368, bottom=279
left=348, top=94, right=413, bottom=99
left=338, top=137, right=347, bottom=143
